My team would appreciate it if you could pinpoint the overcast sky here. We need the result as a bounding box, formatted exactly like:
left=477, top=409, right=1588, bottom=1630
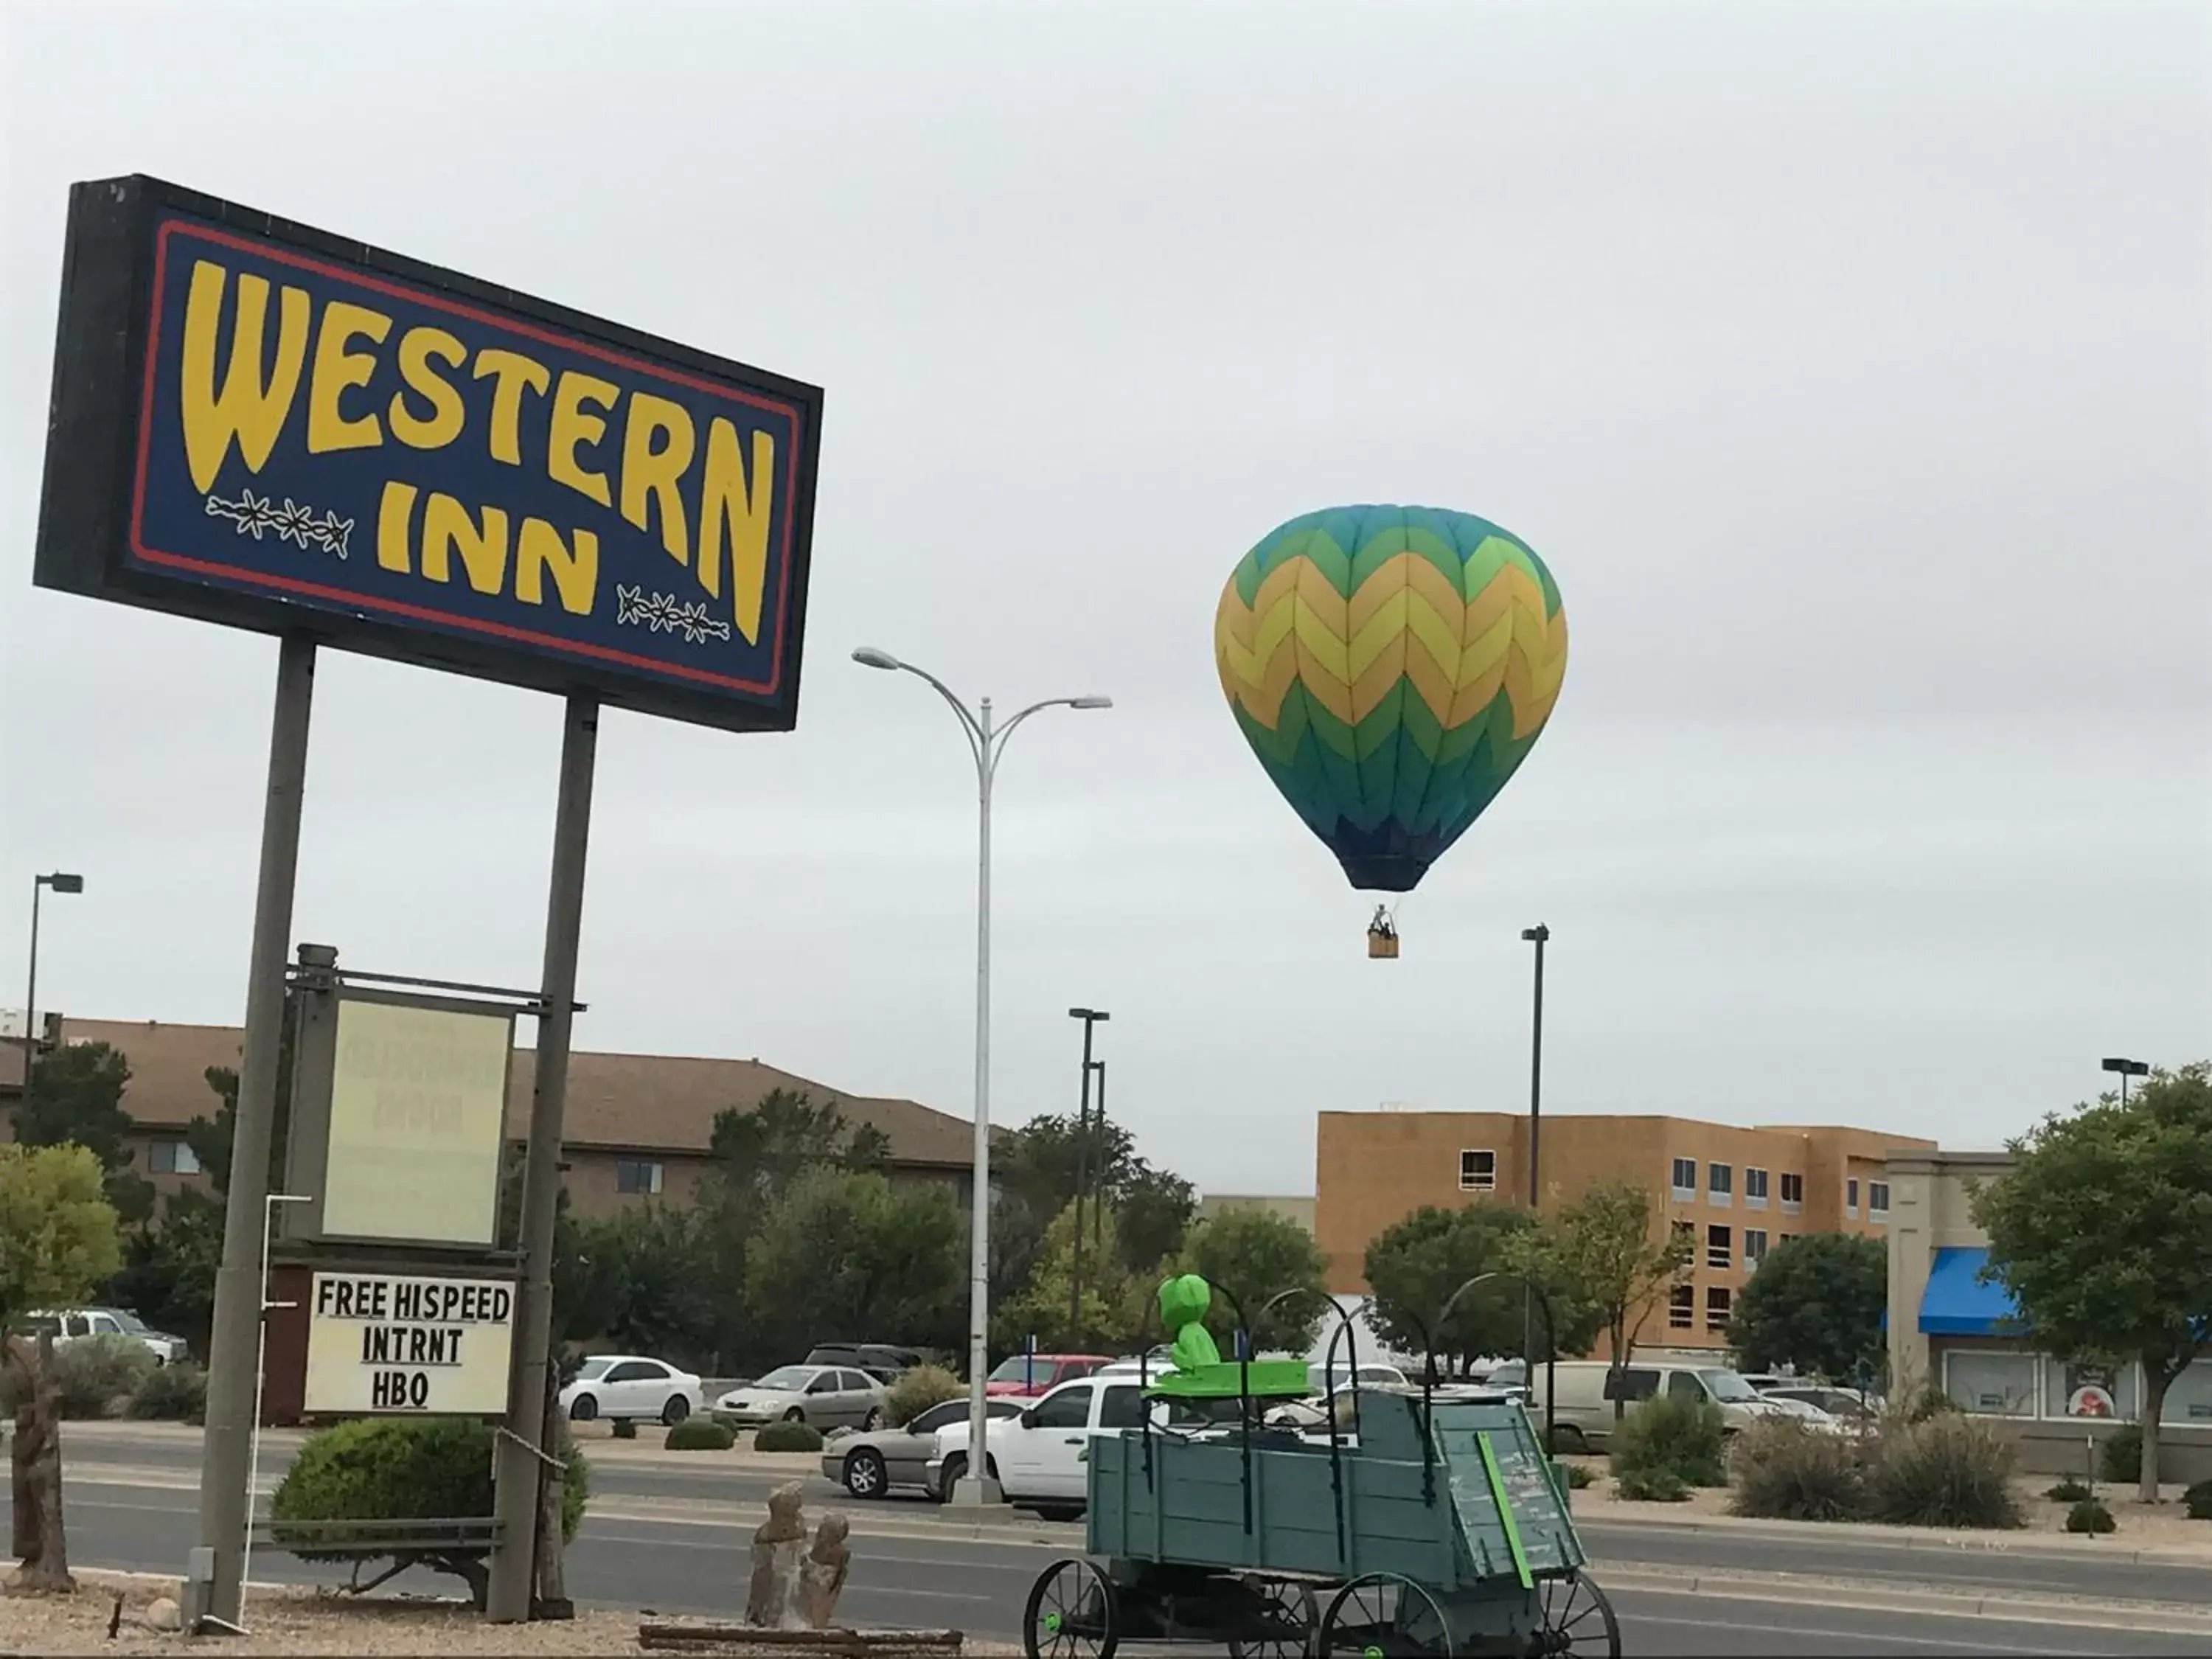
left=4, top=1, right=2207, bottom=1196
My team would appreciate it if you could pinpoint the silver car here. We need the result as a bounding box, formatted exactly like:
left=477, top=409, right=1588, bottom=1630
left=716, top=1364, right=888, bottom=1430
left=822, top=1397, right=1026, bottom=1498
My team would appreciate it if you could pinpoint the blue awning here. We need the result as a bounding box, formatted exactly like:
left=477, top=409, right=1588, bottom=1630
left=1918, top=1245, right=2020, bottom=1335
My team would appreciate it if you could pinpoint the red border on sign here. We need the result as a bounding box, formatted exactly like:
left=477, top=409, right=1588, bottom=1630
left=127, top=218, right=802, bottom=697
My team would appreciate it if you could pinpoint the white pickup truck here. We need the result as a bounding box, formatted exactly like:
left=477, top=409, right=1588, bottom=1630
left=928, top=1374, right=1164, bottom=1518
left=28, top=1307, right=189, bottom=1366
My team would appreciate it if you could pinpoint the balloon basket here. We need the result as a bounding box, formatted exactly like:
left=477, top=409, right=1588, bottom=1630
left=1367, top=905, right=1399, bottom=959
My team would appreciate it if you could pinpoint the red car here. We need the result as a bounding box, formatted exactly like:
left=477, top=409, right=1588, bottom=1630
left=984, top=1353, right=1112, bottom=1399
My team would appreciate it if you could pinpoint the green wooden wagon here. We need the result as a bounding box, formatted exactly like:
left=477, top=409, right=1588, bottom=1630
left=1020, top=1385, right=1618, bottom=1658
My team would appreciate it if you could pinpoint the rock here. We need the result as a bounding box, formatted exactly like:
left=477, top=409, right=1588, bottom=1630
left=142, top=1596, right=181, bottom=1630
left=799, top=1513, right=850, bottom=1628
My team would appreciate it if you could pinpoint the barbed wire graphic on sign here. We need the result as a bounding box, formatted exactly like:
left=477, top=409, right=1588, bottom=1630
left=614, top=584, right=732, bottom=645
left=204, top=490, right=352, bottom=559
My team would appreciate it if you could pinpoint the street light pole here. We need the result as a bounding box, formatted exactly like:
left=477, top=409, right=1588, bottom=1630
left=852, top=647, right=1109, bottom=1508
left=2102, top=1056, right=2149, bottom=1106
left=22, top=871, right=85, bottom=1104
left=1067, top=1009, right=1109, bottom=1338
left=1520, top=924, right=1548, bottom=1368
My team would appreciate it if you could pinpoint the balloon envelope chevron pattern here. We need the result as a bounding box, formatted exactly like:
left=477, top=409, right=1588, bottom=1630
left=1215, top=504, right=1568, bottom=894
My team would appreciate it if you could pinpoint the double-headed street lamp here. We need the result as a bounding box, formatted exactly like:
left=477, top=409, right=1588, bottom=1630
left=23, top=872, right=86, bottom=1094
left=852, top=647, right=1110, bottom=1506
left=2102, top=1056, right=2149, bottom=1105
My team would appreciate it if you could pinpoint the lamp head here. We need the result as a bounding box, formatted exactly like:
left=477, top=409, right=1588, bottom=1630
left=42, top=873, right=84, bottom=894
left=1068, top=1007, right=1110, bottom=1022
left=1521, top=925, right=1549, bottom=943
left=1070, top=695, right=1113, bottom=710
left=2101, top=1057, right=2149, bottom=1077
left=851, top=647, right=902, bottom=671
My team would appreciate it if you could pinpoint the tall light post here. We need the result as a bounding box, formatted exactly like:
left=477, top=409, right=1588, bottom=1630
left=852, top=646, right=1110, bottom=1506
left=1067, top=1008, right=1110, bottom=1337
left=23, top=872, right=86, bottom=1100
left=2102, top=1056, right=2149, bottom=1105
left=1520, top=924, right=1548, bottom=1368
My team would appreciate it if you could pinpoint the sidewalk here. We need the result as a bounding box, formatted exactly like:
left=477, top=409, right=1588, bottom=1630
left=59, top=1417, right=826, bottom=1474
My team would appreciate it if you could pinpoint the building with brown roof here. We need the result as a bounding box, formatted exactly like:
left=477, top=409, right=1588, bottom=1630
left=1, top=1016, right=985, bottom=1217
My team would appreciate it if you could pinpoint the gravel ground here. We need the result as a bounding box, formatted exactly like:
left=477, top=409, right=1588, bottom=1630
left=0, top=1571, right=1020, bottom=1656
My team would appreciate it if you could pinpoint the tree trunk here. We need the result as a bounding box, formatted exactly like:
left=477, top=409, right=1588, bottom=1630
left=2140, top=1362, right=2170, bottom=1505
left=8, top=1341, right=36, bottom=1559
left=1611, top=1318, right=1629, bottom=1422
left=7, top=1332, right=74, bottom=1593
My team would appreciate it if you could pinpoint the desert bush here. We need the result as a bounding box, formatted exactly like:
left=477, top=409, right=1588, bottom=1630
left=2065, top=1498, right=2115, bottom=1534
left=665, top=1416, right=735, bottom=1451
left=1730, top=1418, right=1866, bottom=1522
left=611, top=1418, right=638, bottom=1439
left=2098, top=1425, right=2141, bottom=1485
left=2043, top=1478, right=2091, bottom=1503
left=1614, top=1467, right=1689, bottom=1502
left=1865, top=1413, right=2023, bottom=1529
left=51, top=1335, right=157, bottom=1419
left=1562, top=1463, right=1596, bottom=1490
left=2182, top=1478, right=2212, bottom=1520
left=1899, top=1383, right=1961, bottom=1425
left=886, top=1363, right=963, bottom=1427
left=1609, top=1392, right=1727, bottom=1489
left=127, top=1360, right=207, bottom=1422
left=753, top=1419, right=824, bottom=1453
left=271, top=1416, right=588, bottom=1604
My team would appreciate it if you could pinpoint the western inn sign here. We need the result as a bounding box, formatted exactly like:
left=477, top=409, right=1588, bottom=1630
left=35, top=175, right=823, bottom=731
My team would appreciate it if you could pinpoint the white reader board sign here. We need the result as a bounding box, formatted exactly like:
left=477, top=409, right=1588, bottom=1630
left=304, top=1272, right=514, bottom=1415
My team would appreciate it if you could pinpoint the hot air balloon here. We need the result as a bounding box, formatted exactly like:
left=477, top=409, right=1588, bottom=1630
left=1214, top=504, right=1568, bottom=951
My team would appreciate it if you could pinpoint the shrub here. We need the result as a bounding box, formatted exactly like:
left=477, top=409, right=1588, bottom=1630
left=2044, top=1478, right=2092, bottom=1503
left=127, top=1360, right=207, bottom=1422
left=886, top=1363, right=963, bottom=1427
left=611, top=1418, right=638, bottom=1440
left=271, top=1416, right=588, bottom=1604
left=665, top=1416, right=735, bottom=1451
left=1562, top=1463, right=1596, bottom=1490
left=2183, top=1478, right=2212, bottom=1520
left=2098, top=1425, right=2141, bottom=1485
left=1865, top=1414, right=2023, bottom=1529
left=1615, top=1467, right=1689, bottom=1502
left=51, top=1336, right=158, bottom=1419
left=1900, top=1384, right=1961, bottom=1425
left=754, top=1419, right=824, bottom=1453
left=1609, top=1392, right=1727, bottom=1489
left=2065, top=1498, right=2115, bottom=1535
left=1730, top=1418, right=1866, bottom=1522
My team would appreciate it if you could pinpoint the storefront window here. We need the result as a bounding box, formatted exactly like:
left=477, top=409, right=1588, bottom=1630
left=2043, top=1360, right=2137, bottom=1422
left=1943, top=1351, right=2038, bottom=1416
left=2162, top=1360, right=2212, bottom=1427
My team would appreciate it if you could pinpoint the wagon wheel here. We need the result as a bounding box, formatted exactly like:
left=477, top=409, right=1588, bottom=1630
left=1537, top=1571, right=1621, bottom=1657
left=1228, top=1576, right=1318, bottom=1658
left=1023, top=1557, right=1119, bottom=1659
left=1319, top=1572, right=1453, bottom=1657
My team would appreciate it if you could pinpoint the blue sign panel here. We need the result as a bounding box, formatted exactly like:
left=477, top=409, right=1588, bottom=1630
left=36, top=178, right=822, bottom=733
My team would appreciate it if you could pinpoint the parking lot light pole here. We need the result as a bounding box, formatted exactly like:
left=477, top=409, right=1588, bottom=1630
left=2101, top=1055, right=2149, bottom=1105
left=1068, top=1009, right=1109, bottom=1335
left=852, top=647, right=1110, bottom=1507
left=22, top=870, right=85, bottom=1093
left=1520, top=925, right=1548, bottom=1368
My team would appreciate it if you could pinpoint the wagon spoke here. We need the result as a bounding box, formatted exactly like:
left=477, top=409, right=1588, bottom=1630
left=1023, top=1557, right=1119, bottom=1659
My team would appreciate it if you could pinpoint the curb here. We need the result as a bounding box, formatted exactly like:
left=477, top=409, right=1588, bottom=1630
left=1596, top=1563, right=2212, bottom=1636
left=1578, top=1507, right=2212, bottom=1568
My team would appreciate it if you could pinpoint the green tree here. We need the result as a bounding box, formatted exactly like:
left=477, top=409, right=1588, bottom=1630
left=742, top=1167, right=965, bottom=1371
left=1116, top=1163, right=1197, bottom=1276
left=1726, top=1232, right=1886, bottom=1381
left=562, top=1203, right=719, bottom=1370
left=1523, top=1181, right=1692, bottom=1413
left=1181, top=1209, right=1329, bottom=1354
left=996, top=1199, right=1149, bottom=1354
left=1972, top=1062, right=2212, bottom=1502
left=1364, top=1205, right=1540, bottom=1375
left=15, top=1041, right=153, bottom=1225
left=0, top=1144, right=123, bottom=1322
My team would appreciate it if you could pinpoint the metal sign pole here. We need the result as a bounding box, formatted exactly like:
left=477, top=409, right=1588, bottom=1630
left=187, top=633, right=316, bottom=1631
left=486, top=693, right=598, bottom=1622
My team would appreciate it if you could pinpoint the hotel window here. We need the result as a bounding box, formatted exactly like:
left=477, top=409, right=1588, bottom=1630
left=148, top=1140, right=202, bottom=1176
left=1669, top=1158, right=1697, bottom=1200
left=1707, top=1163, right=1733, bottom=1206
left=1458, top=1149, right=1497, bottom=1192
left=1846, top=1177, right=1860, bottom=1218
left=1668, top=1285, right=1694, bottom=1329
left=616, top=1158, right=664, bottom=1195
left=1744, top=1228, right=1768, bottom=1267
left=1744, top=1166, right=1768, bottom=1207
left=1705, top=1287, right=1731, bottom=1331
left=1779, top=1172, right=1804, bottom=1212
left=1868, top=1180, right=1890, bottom=1218
left=1706, top=1224, right=1731, bottom=1270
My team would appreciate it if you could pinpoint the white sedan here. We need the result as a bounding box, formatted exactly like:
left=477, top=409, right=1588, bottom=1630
left=559, top=1354, right=703, bottom=1425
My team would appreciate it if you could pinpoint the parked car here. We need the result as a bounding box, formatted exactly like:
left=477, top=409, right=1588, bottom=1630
left=1764, top=1384, right=1880, bottom=1424
left=822, top=1397, right=1026, bottom=1498
left=929, top=1373, right=1161, bottom=1517
left=1757, top=1393, right=1847, bottom=1433
left=28, top=1307, right=189, bottom=1366
left=715, top=1364, right=889, bottom=1430
left=1305, top=1360, right=1411, bottom=1395
left=804, top=1343, right=925, bottom=1383
left=559, top=1354, right=703, bottom=1425
left=1486, top=1359, right=1787, bottom=1450
left=982, top=1352, right=1113, bottom=1399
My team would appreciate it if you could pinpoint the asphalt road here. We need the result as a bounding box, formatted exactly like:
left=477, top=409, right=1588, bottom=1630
left=24, top=1428, right=2211, bottom=1657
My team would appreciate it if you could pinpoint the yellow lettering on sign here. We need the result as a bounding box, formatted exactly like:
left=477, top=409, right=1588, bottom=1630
left=179, top=260, right=310, bottom=493
left=389, top=327, right=467, bottom=451
left=698, top=419, right=776, bottom=644
left=620, top=392, right=695, bottom=566
left=377, top=480, right=418, bottom=573
left=515, top=518, right=598, bottom=615
left=305, top=300, right=392, bottom=454
left=419, top=493, right=509, bottom=594
left=471, top=349, right=549, bottom=465
left=547, top=370, right=619, bottom=508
